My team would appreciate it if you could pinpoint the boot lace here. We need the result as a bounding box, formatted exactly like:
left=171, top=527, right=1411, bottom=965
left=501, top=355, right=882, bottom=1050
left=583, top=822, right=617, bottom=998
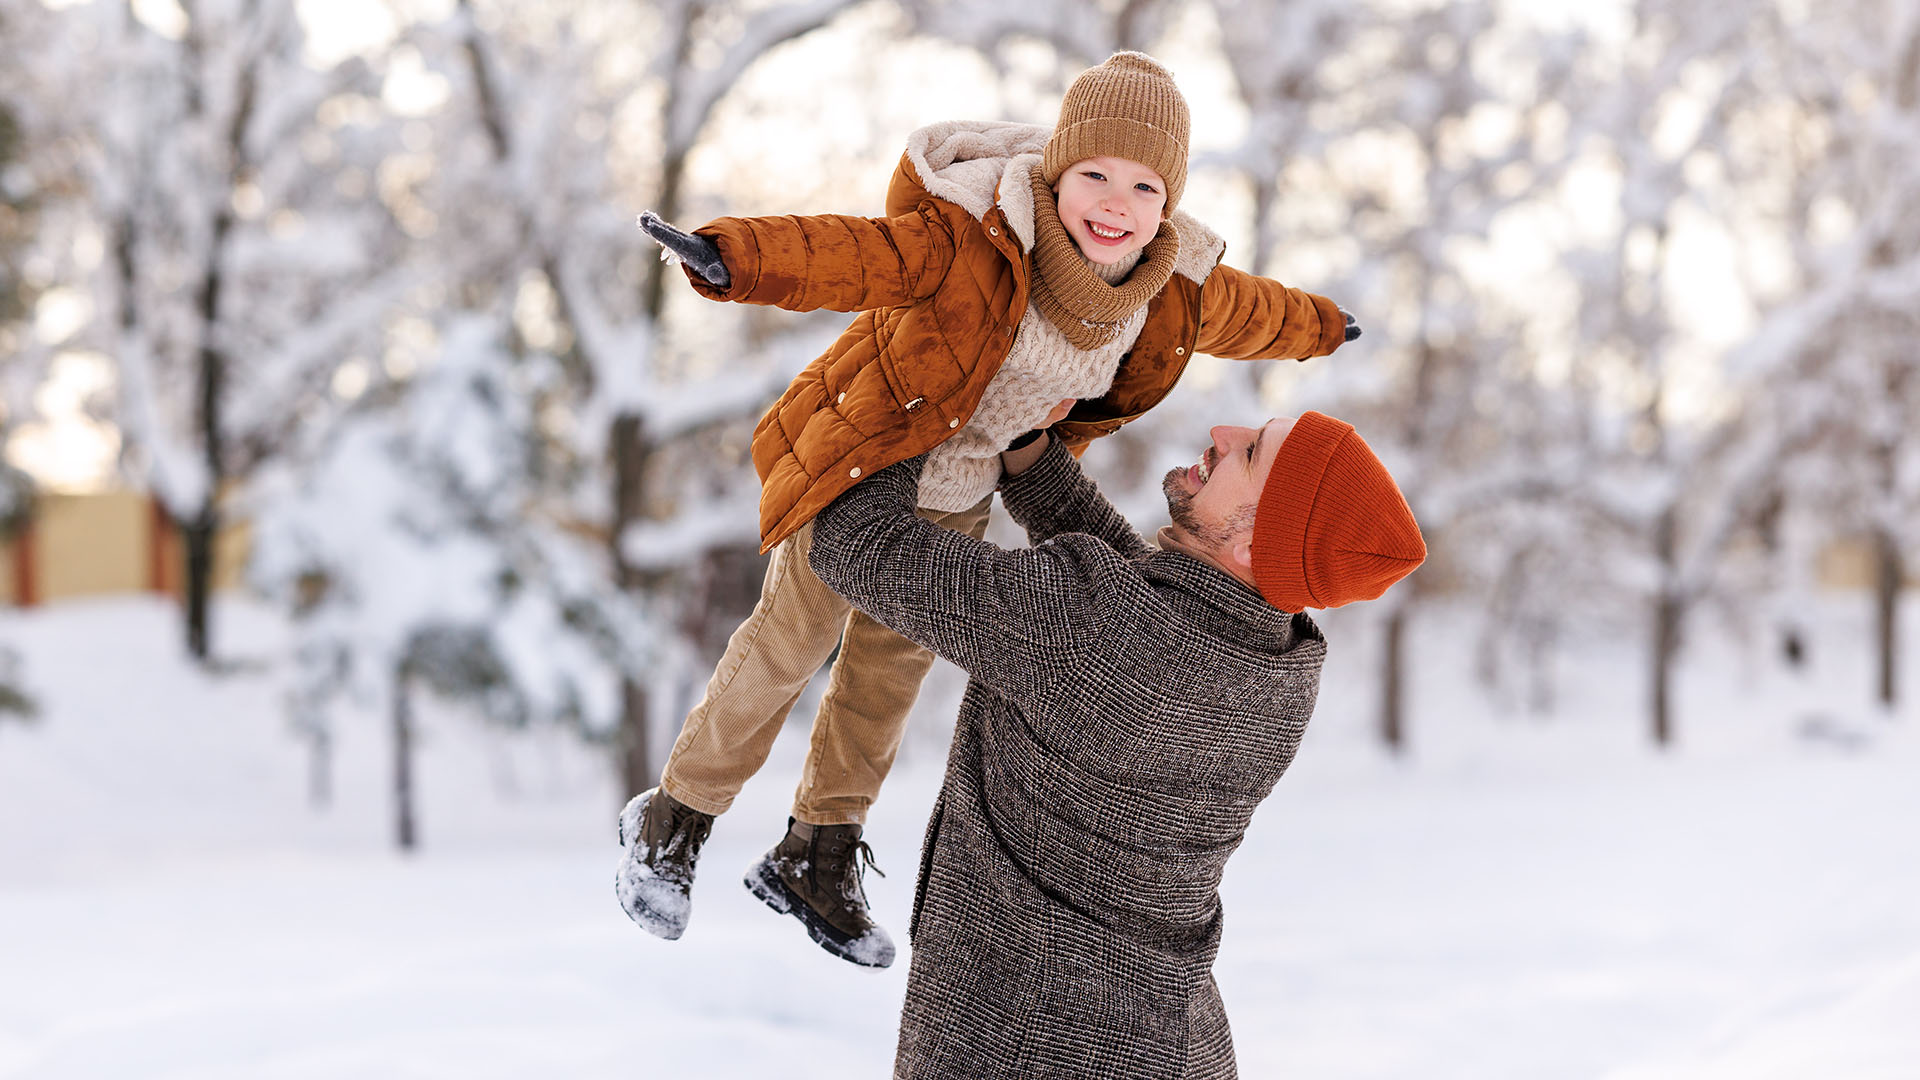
left=650, top=798, right=712, bottom=863
left=668, top=804, right=712, bottom=857
left=851, top=839, right=885, bottom=880
left=812, top=831, right=886, bottom=902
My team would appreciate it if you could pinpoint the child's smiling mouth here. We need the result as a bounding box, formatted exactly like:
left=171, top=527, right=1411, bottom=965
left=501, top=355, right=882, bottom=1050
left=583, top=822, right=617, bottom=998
left=1085, top=221, right=1132, bottom=243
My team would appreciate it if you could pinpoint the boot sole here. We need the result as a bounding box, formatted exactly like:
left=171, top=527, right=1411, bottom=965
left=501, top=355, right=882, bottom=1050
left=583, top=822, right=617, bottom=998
left=743, top=856, right=896, bottom=969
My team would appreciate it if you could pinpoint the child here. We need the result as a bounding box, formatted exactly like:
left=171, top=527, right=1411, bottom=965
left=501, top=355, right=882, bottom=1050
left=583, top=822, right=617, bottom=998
left=617, top=52, right=1357, bottom=967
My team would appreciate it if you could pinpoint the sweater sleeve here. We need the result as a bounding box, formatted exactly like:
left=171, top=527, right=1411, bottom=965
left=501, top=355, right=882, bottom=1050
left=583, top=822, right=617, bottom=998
left=685, top=204, right=959, bottom=313
left=806, top=457, right=1106, bottom=709
left=1195, top=262, right=1348, bottom=361
left=997, top=438, right=1152, bottom=559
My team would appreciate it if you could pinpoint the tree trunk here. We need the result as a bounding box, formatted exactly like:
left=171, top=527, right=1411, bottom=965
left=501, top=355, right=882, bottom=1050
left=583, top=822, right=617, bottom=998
left=393, top=662, right=417, bottom=852
left=611, top=108, right=690, bottom=799
left=307, top=725, right=331, bottom=811
left=182, top=505, right=217, bottom=661
left=1875, top=525, right=1901, bottom=713
left=184, top=225, right=230, bottom=663
left=611, top=413, right=654, bottom=797
left=1651, top=590, right=1681, bottom=747
left=1248, top=178, right=1275, bottom=281
left=618, top=678, right=654, bottom=798
left=1650, top=587, right=1683, bottom=748
left=1650, top=507, right=1680, bottom=748
left=1381, top=606, right=1406, bottom=753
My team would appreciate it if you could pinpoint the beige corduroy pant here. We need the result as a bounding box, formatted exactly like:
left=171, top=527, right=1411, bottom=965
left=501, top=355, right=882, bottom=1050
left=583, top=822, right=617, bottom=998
left=658, top=496, right=993, bottom=826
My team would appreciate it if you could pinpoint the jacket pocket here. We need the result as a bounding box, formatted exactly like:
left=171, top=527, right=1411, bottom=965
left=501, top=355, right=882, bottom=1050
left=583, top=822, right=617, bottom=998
left=909, top=798, right=945, bottom=941
left=877, top=303, right=973, bottom=414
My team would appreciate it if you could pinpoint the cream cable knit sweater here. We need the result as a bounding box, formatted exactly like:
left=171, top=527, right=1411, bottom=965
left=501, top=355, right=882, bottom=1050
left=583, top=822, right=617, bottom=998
left=918, top=252, right=1146, bottom=513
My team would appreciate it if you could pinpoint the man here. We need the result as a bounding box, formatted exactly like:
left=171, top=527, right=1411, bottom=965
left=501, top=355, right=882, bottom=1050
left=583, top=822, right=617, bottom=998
left=804, top=412, right=1424, bottom=1079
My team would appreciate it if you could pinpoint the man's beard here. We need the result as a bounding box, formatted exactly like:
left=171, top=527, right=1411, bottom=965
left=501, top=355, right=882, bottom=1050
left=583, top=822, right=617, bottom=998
left=1162, top=467, right=1257, bottom=551
left=1162, top=467, right=1206, bottom=536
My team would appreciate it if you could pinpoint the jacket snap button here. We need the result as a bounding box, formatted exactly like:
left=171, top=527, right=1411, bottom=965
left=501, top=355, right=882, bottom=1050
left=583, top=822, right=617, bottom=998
left=849, top=467, right=861, bottom=479
left=1175, top=346, right=1186, bottom=355
left=949, top=418, right=959, bottom=428
left=989, top=226, right=999, bottom=236
left=836, top=392, right=845, bottom=404
left=1004, top=325, right=1013, bottom=336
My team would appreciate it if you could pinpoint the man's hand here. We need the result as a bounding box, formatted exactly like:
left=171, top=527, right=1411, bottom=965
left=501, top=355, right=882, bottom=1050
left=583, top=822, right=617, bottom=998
left=1339, top=306, right=1362, bottom=342
left=1001, top=398, right=1077, bottom=477
left=637, top=211, right=731, bottom=290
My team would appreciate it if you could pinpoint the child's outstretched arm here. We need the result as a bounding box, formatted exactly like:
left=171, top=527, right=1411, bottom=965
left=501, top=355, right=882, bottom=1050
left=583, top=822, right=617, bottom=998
left=635, top=203, right=960, bottom=314
left=1196, top=263, right=1360, bottom=360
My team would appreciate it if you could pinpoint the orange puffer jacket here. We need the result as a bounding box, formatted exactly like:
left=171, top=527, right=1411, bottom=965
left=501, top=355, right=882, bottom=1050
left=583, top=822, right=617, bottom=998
left=687, top=121, right=1349, bottom=553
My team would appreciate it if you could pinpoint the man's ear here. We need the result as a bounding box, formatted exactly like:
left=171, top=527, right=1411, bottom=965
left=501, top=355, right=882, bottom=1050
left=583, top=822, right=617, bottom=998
left=1227, top=538, right=1255, bottom=574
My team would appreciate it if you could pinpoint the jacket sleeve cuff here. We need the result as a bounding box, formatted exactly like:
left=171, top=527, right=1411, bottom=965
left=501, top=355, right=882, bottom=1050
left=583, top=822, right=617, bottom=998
left=1307, top=291, right=1346, bottom=358
left=687, top=220, right=758, bottom=302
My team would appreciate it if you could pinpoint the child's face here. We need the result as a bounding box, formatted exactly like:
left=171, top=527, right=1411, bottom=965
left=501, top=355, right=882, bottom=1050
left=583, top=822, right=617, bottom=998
left=1051, top=156, right=1168, bottom=265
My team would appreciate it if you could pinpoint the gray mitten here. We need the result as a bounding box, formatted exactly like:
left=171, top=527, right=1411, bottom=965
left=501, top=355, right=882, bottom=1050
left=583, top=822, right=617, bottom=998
left=637, top=211, right=731, bottom=290
left=1339, top=306, right=1362, bottom=342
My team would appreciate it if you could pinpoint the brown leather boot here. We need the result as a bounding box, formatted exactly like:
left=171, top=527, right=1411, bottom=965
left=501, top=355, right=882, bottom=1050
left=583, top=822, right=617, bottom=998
left=745, top=819, right=896, bottom=968
left=615, top=787, right=713, bottom=940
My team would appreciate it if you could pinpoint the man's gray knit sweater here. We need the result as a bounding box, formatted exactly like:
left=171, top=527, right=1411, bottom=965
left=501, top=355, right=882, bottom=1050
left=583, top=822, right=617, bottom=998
left=807, top=441, right=1329, bottom=1080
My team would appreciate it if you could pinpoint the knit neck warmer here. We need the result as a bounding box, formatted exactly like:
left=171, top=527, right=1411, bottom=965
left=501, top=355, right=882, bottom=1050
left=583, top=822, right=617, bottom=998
left=1027, top=171, right=1178, bottom=351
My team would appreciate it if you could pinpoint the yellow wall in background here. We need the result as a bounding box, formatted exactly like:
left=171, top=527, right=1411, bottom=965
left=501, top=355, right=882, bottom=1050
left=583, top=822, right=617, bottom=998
left=37, top=493, right=151, bottom=598
left=1, top=492, right=251, bottom=606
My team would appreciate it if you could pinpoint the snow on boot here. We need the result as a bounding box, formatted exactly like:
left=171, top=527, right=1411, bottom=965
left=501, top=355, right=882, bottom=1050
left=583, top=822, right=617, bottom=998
left=615, top=787, right=713, bottom=940
left=744, top=819, right=896, bottom=969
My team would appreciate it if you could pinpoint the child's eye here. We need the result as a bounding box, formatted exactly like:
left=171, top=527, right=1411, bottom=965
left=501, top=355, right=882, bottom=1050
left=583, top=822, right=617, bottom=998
left=1246, top=443, right=1256, bottom=462
left=1136, top=183, right=1159, bottom=194
left=1083, top=171, right=1105, bottom=182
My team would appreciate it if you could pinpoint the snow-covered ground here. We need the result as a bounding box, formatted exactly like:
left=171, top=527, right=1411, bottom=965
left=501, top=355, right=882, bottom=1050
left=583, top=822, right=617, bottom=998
left=2, top=594, right=1916, bottom=1079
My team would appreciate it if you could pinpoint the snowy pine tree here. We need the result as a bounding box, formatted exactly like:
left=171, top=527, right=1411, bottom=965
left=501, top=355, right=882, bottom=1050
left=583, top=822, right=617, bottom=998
left=250, top=314, right=648, bottom=845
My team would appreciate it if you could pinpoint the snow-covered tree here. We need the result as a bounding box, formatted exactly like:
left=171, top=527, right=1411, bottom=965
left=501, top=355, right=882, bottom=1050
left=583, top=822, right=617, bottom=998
left=1546, top=0, right=1857, bottom=745
left=250, top=314, right=646, bottom=845
left=0, top=1, right=59, bottom=487
left=900, top=0, right=1182, bottom=59
left=1729, top=0, right=1920, bottom=714
left=393, top=0, right=863, bottom=797
left=1205, top=0, right=1584, bottom=749
left=27, top=0, right=410, bottom=662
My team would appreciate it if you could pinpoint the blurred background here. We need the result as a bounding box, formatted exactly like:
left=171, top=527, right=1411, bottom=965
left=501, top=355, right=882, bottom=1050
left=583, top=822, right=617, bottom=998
left=0, top=0, right=1915, bottom=1077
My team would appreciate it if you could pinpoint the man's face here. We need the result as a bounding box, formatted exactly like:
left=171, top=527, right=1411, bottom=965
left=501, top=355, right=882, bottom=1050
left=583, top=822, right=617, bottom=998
left=1162, top=417, right=1297, bottom=571
left=1052, top=155, right=1169, bottom=265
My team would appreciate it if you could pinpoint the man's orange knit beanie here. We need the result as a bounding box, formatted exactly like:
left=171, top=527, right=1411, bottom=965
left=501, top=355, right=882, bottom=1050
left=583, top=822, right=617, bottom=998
left=1251, top=412, right=1427, bottom=611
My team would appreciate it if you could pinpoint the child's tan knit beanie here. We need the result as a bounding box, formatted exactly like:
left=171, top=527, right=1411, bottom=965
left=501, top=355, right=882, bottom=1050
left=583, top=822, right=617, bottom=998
left=1042, top=52, right=1191, bottom=214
